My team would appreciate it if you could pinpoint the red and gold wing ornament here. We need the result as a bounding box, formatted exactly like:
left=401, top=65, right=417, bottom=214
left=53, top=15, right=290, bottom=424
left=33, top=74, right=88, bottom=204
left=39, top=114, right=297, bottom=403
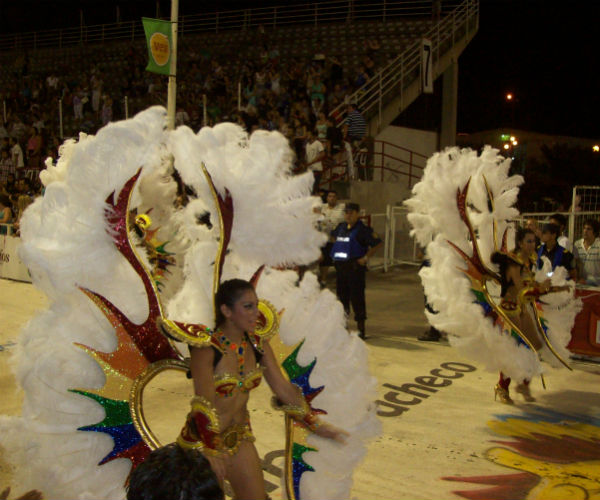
left=71, top=165, right=231, bottom=481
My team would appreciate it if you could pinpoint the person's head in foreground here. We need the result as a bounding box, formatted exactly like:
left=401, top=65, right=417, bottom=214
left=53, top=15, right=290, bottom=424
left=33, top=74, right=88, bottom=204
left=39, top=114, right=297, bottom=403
left=127, top=443, right=224, bottom=500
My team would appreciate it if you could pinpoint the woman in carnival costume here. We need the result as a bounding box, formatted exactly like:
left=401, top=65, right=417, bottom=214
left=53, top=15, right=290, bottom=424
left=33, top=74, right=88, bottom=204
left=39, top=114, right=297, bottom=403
left=405, top=147, right=580, bottom=405
left=0, top=107, right=378, bottom=500
left=490, top=227, right=569, bottom=403
left=176, top=278, right=347, bottom=498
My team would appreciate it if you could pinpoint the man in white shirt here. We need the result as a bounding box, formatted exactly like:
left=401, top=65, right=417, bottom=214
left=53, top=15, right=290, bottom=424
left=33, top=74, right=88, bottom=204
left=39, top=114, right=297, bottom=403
left=10, top=137, right=24, bottom=176
left=46, top=73, right=59, bottom=90
left=574, top=219, right=600, bottom=286
left=304, top=129, right=325, bottom=194
left=317, top=190, right=345, bottom=284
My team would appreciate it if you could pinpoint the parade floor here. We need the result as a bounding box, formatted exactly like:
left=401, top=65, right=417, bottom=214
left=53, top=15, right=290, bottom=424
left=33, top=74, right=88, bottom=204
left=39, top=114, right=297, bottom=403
left=2, top=267, right=600, bottom=499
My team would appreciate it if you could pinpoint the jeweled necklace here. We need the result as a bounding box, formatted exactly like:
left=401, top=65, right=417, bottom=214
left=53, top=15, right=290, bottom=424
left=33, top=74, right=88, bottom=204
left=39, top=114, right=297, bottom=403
left=219, top=334, right=247, bottom=377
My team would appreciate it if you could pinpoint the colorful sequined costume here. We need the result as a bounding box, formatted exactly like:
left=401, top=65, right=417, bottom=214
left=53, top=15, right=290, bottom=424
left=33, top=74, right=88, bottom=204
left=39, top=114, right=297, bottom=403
left=405, top=146, right=580, bottom=384
left=0, top=107, right=380, bottom=500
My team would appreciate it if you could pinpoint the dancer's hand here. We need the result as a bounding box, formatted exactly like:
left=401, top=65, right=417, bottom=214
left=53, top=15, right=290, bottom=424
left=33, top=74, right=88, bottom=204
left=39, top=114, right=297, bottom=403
left=313, top=422, right=350, bottom=444
left=205, top=453, right=227, bottom=482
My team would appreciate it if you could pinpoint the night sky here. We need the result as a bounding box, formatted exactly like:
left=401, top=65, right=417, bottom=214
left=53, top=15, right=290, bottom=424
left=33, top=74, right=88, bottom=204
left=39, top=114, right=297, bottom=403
left=3, top=0, right=598, bottom=139
left=457, top=0, right=600, bottom=139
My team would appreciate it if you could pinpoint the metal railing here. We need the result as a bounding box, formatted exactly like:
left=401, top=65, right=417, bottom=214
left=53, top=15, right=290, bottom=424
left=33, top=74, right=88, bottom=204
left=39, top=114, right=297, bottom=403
left=320, top=138, right=427, bottom=190
left=0, top=0, right=463, bottom=52
left=330, top=0, right=478, bottom=130
left=374, top=140, right=428, bottom=186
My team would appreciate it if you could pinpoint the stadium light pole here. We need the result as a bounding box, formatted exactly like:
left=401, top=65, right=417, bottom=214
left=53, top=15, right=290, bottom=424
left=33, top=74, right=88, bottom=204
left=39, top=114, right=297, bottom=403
left=166, top=0, right=179, bottom=130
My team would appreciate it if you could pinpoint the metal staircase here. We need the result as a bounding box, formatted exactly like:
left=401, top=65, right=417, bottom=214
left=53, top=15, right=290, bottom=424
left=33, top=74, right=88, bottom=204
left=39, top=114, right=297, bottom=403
left=331, top=0, right=479, bottom=135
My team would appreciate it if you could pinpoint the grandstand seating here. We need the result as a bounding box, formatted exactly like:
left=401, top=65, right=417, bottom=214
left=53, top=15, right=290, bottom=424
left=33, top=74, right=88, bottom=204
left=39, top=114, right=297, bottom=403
left=1, top=18, right=433, bottom=84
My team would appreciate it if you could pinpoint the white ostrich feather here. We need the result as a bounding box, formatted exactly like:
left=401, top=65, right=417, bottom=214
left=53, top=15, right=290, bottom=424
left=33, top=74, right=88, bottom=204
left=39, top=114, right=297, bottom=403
left=405, top=146, right=579, bottom=382
left=1, top=107, right=377, bottom=500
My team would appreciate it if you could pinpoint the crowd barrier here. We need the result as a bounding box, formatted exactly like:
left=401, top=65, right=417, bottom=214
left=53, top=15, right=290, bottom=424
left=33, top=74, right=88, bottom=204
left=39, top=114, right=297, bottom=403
left=568, top=286, right=600, bottom=359
left=1, top=227, right=599, bottom=359
left=0, top=234, right=31, bottom=282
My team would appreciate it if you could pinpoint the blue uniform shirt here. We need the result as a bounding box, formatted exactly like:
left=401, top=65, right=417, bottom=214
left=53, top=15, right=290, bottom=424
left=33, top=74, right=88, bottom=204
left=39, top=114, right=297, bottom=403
left=330, top=220, right=381, bottom=262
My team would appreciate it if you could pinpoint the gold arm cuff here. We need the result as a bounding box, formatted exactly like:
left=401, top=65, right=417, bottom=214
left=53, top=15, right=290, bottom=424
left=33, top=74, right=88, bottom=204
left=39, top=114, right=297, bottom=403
left=176, top=435, right=224, bottom=457
left=271, top=395, right=322, bottom=432
left=271, top=395, right=310, bottom=418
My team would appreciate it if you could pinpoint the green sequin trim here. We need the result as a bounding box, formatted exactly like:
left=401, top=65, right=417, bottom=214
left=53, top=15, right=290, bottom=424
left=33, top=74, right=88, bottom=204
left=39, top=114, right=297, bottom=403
left=282, top=340, right=316, bottom=379
left=292, top=442, right=317, bottom=470
left=70, top=390, right=132, bottom=428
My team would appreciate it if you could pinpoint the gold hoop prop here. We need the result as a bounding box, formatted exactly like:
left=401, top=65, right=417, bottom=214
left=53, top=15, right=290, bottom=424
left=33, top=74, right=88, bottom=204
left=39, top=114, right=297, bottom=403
left=130, top=358, right=190, bottom=450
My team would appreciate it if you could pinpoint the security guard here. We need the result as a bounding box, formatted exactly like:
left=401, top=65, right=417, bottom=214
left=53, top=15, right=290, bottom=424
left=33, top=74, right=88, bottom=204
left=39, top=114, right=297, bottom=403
left=330, top=202, right=382, bottom=339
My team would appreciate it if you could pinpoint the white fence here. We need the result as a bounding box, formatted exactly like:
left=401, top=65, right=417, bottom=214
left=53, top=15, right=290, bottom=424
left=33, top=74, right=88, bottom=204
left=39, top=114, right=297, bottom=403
left=367, top=205, right=419, bottom=271
left=370, top=187, right=600, bottom=272
left=0, top=234, right=31, bottom=282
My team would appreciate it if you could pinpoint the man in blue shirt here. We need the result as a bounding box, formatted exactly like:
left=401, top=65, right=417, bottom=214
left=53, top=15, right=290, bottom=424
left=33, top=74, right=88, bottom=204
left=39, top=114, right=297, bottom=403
left=343, top=103, right=366, bottom=142
left=330, top=202, right=382, bottom=339
left=537, top=223, right=577, bottom=280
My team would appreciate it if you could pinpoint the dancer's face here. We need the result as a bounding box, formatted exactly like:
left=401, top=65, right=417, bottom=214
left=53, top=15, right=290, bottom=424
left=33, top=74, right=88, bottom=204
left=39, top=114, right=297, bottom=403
left=519, top=233, right=536, bottom=257
left=222, top=289, right=259, bottom=333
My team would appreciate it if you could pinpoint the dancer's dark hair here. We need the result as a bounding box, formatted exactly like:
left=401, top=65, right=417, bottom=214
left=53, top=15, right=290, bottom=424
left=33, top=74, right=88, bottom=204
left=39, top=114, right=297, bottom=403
left=513, top=227, right=535, bottom=252
left=214, top=279, right=255, bottom=327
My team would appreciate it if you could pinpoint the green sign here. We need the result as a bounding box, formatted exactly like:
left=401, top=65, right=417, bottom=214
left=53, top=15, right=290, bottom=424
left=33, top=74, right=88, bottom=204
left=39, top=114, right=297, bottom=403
left=142, top=17, right=173, bottom=75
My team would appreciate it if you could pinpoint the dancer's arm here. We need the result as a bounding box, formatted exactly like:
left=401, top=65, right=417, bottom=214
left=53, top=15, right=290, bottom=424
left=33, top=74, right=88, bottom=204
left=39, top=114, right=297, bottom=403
left=189, top=346, right=216, bottom=397
left=261, top=341, right=348, bottom=443
left=188, top=346, right=227, bottom=481
left=507, top=264, right=568, bottom=299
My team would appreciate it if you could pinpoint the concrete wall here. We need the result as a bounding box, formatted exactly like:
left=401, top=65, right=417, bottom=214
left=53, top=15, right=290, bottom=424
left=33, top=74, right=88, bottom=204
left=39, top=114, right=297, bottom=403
left=346, top=125, right=438, bottom=216
left=374, top=126, right=438, bottom=183
left=349, top=181, right=413, bottom=216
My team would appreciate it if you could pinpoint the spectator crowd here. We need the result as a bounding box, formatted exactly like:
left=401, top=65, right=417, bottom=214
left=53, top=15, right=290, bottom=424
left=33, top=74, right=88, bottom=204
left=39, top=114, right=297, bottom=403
left=0, top=24, right=383, bottom=206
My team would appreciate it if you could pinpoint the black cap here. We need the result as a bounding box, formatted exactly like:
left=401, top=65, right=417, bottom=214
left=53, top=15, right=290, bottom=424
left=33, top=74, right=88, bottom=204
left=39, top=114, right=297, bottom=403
left=345, top=202, right=360, bottom=212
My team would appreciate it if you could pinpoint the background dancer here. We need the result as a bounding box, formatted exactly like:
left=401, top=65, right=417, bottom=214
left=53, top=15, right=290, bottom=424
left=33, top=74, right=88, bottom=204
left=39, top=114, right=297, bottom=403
left=491, top=227, right=548, bottom=403
left=406, top=147, right=579, bottom=407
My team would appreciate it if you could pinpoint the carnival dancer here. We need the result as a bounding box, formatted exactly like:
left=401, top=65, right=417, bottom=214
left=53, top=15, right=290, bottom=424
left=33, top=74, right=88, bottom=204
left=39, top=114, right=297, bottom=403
left=405, top=147, right=579, bottom=404
left=491, top=227, right=567, bottom=403
left=0, top=108, right=379, bottom=500
left=178, top=279, right=347, bottom=499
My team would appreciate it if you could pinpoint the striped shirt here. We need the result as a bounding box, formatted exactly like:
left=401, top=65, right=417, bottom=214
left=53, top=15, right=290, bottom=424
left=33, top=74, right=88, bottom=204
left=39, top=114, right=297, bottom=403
left=574, top=238, right=600, bottom=285
left=345, top=110, right=366, bottom=140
